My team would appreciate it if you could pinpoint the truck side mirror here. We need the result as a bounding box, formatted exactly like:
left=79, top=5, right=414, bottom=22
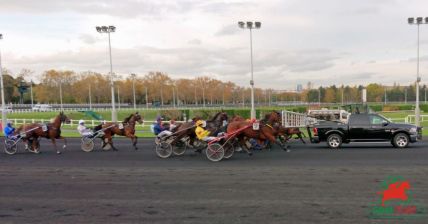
left=382, top=121, right=389, bottom=126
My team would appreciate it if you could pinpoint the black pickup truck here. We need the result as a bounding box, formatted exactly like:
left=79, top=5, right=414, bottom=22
left=311, top=113, right=422, bottom=149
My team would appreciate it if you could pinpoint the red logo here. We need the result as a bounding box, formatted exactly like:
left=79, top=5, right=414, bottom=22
left=377, top=181, right=411, bottom=206
left=369, top=176, right=426, bottom=219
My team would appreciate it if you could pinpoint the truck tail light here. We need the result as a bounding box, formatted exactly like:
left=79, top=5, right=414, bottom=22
left=313, top=127, right=318, bottom=136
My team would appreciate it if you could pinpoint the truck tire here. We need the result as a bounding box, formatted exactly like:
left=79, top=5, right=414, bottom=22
left=327, top=134, right=342, bottom=149
left=392, top=133, right=409, bottom=149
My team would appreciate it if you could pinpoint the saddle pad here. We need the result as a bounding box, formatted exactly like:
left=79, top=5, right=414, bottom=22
left=252, top=122, right=260, bottom=130
left=42, top=125, right=48, bottom=132
left=118, top=123, right=124, bottom=129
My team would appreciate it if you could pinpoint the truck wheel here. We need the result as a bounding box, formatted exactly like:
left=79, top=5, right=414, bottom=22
left=327, top=134, right=342, bottom=149
left=392, top=133, right=409, bottom=149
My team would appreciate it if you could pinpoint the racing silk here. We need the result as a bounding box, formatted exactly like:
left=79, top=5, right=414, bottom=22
left=77, top=124, right=92, bottom=136
left=195, top=126, right=210, bottom=140
left=153, top=123, right=166, bottom=135
left=4, top=126, right=15, bottom=138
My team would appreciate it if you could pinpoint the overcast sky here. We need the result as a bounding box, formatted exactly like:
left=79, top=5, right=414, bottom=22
left=1, top=0, right=428, bottom=89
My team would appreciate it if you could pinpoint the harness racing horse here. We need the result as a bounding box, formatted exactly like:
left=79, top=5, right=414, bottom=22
left=226, top=111, right=290, bottom=155
left=99, top=112, right=143, bottom=151
left=170, top=112, right=229, bottom=150
left=16, top=112, right=70, bottom=154
left=279, top=127, right=306, bottom=144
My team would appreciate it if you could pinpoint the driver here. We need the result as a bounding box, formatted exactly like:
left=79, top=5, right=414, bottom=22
left=3, top=120, right=15, bottom=139
left=154, top=117, right=173, bottom=141
left=77, top=120, right=94, bottom=138
left=195, top=120, right=216, bottom=142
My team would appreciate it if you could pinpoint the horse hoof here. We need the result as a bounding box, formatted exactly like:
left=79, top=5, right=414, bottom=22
left=57, top=151, right=61, bottom=154
left=63, top=145, right=67, bottom=149
left=248, top=152, right=253, bottom=156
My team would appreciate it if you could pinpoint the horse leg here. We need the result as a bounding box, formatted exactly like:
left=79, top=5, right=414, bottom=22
left=59, top=136, right=67, bottom=149
left=298, top=133, right=306, bottom=144
left=51, top=138, right=61, bottom=154
left=238, top=136, right=252, bottom=156
left=131, top=135, right=138, bottom=150
left=109, top=137, right=118, bottom=151
left=266, top=133, right=290, bottom=152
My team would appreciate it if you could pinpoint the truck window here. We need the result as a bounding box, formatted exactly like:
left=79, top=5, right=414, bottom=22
left=349, top=114, right=369, bottom=125
left=369, top=115, right=387, bottom=125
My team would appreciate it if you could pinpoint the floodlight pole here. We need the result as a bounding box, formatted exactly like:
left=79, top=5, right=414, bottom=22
left=131, top=73, right=136, bottom=110
left=59, top=80, right=63, bottom=110
left=89, top=84, right=92, bottom=110
left=408, top=17, right=428, bottom=127
left=30, top=79, right=34, bottom=108
left=0, top=33, right=6, bottom=128
left=239, top=21, right=261, bottom=119
left=96, top=25, right=117, bottom=122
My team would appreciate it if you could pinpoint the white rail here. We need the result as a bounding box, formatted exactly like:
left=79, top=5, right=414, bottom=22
left=281, top=111, right=309, bottom=127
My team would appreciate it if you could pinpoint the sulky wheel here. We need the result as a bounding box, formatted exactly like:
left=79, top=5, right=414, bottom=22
left=4, top=139, right=18, bottom=155
left=81, top=137, right=95, bottom=152
left=156, top=141, right=173, bottom=158
left=223, top=142, right=235, bottom=159
left=172, top=139, right=187, bottom=156
left=206, top=143, right=224, bottom=162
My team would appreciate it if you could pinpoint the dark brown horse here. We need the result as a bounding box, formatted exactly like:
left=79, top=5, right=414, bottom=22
left=226, top=111, right=289, bottom=155
left=170, top=112, right=228, bottom=149
left=278, top=127, right=306, bottom=144
left=16, top=112, right=70, bottom=154
left=99, top=112, right=143, bottom=151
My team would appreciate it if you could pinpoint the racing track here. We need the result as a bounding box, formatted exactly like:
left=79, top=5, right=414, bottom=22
left=0, top=138, right=427, bottom=224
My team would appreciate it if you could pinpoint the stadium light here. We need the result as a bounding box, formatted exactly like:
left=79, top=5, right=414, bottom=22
left=238, top=21, right=262, bottom=119
left=0, top=33, right=6, bottom=128
left=408, top=17, right=428, bottom=127
left=96, top=25, right=117, bottom=122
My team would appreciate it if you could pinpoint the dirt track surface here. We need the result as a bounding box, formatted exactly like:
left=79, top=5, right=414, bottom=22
left=1, top=138, right=427, bottom=224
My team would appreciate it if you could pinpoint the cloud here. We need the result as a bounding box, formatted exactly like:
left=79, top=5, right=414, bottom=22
left=0, top=0, right=193, bottom=19
left=79, top=34, right=97, bottom=45
left=215, top=25, right=240, bottom=36
left=187, top=39, right=202, bottom=45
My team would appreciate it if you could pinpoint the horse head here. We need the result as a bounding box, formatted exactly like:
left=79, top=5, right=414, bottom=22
left=219, top=112, right=228, bottom=122
left=59, top=112, right=71, bottom=124
left=268, top=111, right=281, bottom=124
left=134, top=112, right=144, bottom=124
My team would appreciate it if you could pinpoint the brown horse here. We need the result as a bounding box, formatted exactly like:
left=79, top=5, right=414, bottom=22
left=16, top=112, right=70, bottom=154
left=279, top=127, right=306, bottom=144
left=226, top=111, right=289, bottom=155
left=99, top=112, right=143, bottom=151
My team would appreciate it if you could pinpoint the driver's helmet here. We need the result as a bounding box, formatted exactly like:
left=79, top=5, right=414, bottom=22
left=196, top=120, right=206, bottom=127
left=195, top=120, right=204, bottom=127
left=6, top=120, right=13, bottom=126
left=78, top=119, right=85, bottom=125
left=156, top=116, right=163, bottom=122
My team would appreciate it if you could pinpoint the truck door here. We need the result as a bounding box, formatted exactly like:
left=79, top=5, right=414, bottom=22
left=348, top=114, right=370, bottom=140
left=367, top=114, right=391, bottom=140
